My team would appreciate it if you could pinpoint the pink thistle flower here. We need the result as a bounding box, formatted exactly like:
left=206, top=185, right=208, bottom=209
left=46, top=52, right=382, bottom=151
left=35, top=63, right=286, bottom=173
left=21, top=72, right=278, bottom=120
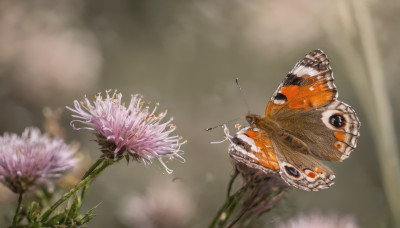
left=66, top=91, right=186, bottom=174
left=0, top=128, right=77, bottom=193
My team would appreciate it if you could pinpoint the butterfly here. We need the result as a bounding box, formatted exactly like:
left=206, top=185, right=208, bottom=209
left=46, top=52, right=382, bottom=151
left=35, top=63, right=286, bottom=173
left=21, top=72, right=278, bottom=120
left=225, top=50, right=360, bottom=191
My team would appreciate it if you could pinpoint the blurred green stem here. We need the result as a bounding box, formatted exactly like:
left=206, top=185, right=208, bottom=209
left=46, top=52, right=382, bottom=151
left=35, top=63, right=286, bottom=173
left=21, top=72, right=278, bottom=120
left=226, top=185, right=262, bottom=228
left=227, top=170, right=238, bottom=199
left=209, top=172, right=248, bottom=228
left=322, top=0, right=400, bottom=226
left=209, top=186, right=248, bottom=228
left=351, top=0, right=400, bottom=227
left=79, top=157, right=104, bottom=202
left=12, top=193, right=24, bottom=227
left=81, top=158, right=104, bottom=180
left=40, top=158, right=110, bottom=223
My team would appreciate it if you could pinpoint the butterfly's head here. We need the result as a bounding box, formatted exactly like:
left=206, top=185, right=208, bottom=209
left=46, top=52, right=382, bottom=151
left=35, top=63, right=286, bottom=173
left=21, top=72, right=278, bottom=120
left=246, top=114, right=261, bottom=126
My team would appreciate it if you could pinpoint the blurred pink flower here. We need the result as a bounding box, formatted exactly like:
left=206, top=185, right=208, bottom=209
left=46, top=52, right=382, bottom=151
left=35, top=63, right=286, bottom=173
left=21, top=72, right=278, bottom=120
left=67, top=91, right=186, bottom=173
left=0, top=128, right=77, bottom=193
left=0, top=0, right=102, bottom=105
left=276, top=212, right=359, bottom=228
left=119, top=180, right=194, bottom=228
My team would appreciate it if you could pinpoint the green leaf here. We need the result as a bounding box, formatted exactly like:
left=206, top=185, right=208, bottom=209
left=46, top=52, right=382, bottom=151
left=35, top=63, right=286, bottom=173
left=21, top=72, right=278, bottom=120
left=62, top=194, right=81, bottom=225
left=45, top=213, right=65, bottom=225
left=76, top=203, right=101, bottom=225
left=77, top=214, right=96, bottom=226
left=80, top=183, right=91, bottom=202
left=70, top=194, right=82, bottom=216
left=27, top=201, right=40, bottom=223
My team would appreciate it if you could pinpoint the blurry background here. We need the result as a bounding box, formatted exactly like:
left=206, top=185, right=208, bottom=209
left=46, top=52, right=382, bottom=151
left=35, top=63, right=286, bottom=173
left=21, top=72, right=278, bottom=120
left=0, top=0, right=399, bottom=227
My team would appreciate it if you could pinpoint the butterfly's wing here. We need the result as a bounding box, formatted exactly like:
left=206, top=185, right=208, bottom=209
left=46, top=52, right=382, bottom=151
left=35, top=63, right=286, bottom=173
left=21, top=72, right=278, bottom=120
left=277, top=100, right=360, bottom=161
left=265, top=50, right=360, bottom=161
left=228, top=127, right=280, bottom=174
left=228, top=127, right=335, bottom=191
left=272, top=137, right=336, bottom=191
left=266, top=49, right=337, bottom=116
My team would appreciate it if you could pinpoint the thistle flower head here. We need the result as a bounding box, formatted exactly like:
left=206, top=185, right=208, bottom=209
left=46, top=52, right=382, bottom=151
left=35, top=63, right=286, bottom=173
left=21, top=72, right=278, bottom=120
left=66, top=90, right=186, bottom=174
left=0, top=128, right=77, bottom=193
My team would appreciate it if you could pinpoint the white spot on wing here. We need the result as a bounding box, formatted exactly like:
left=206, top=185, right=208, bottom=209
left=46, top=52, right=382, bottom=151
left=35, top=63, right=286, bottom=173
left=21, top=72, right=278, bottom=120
left=292, top=66, right=319, bottom=76
left=350, top=136, right=357, bottom=146
left=327, top=81, right=335, bottom=89
left=237, top=134, right=259, bottom=152
left=273, top=99, right=285, bottom=105
left=232, top=144, right=259, bottom=161
left=351, top=125, right=358, bottom=135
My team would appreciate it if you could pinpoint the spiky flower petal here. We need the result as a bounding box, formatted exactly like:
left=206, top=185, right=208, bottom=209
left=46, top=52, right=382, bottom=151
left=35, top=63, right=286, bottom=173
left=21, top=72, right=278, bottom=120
left=66, top=91, right=185, bottom=173
left=0, top=128, right=77, bottom=193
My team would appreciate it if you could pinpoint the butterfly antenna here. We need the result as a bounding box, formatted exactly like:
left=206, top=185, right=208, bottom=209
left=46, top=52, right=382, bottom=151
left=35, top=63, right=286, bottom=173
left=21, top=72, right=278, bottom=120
left=205, top=116, right=243, bottom=131
left=235, top=78, right=251, bottom=114
left=205, top=78, right=250, bottom=131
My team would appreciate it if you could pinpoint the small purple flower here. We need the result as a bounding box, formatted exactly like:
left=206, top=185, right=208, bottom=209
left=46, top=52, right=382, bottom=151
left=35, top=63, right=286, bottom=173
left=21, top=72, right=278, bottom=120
left=0, top=128, right=77, bottom=193
left=66, top=91, right=185, bottom=174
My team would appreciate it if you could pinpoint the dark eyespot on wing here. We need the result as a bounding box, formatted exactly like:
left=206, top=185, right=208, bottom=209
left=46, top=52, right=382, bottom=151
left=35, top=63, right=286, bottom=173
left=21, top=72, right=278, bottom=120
left=285, top=166, right=300, bottom=177
left=283, top=73, right=303, bottom=86
left=330, top=114, right=345, bottom=128
left=274, top=93, right=288, bottom=102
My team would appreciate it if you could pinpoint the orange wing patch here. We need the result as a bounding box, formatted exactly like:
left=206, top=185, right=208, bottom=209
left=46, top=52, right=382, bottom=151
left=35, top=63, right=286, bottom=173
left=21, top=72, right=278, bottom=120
left=288, top=79, right=334, bottom=110
left=244, top=130, right=279, bottom=170
left=334, top=132, right=345, bottom=141
left=314, top=167, right=324, bottom=174
left=281, top=85, right=299, bottom=101
left=304, top=169, right=317, bottom=179
left=307, top=172, right=317, bottom=179
left=266, top=75, right=335, bottom=116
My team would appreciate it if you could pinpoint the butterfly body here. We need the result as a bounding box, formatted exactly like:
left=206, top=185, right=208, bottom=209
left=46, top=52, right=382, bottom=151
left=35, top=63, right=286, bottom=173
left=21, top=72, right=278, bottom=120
left=227, top=50, right=360, bottom=191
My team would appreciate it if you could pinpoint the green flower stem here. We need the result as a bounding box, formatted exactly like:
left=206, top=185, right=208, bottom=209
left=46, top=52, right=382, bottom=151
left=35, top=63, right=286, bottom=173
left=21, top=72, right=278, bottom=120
left=226, top=170, right=238, bottom=200
left=40, top=160, right=111, bottom=223
left=212, top=186, right=248, bottom=228
left=220, top=194, right=241, bottom=228
left=12, top=192, right=24, bottom=227
left=79, top=158, right=105, bottom=203
left=209, top=175, right=249, bottom=228
left=81, top=158, right=104, bottom=180
left=226, top=185, right=262, bottom=228
left=209, top=172, right=239, bottom=228
left=209, top=195, right=231, bottom=228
